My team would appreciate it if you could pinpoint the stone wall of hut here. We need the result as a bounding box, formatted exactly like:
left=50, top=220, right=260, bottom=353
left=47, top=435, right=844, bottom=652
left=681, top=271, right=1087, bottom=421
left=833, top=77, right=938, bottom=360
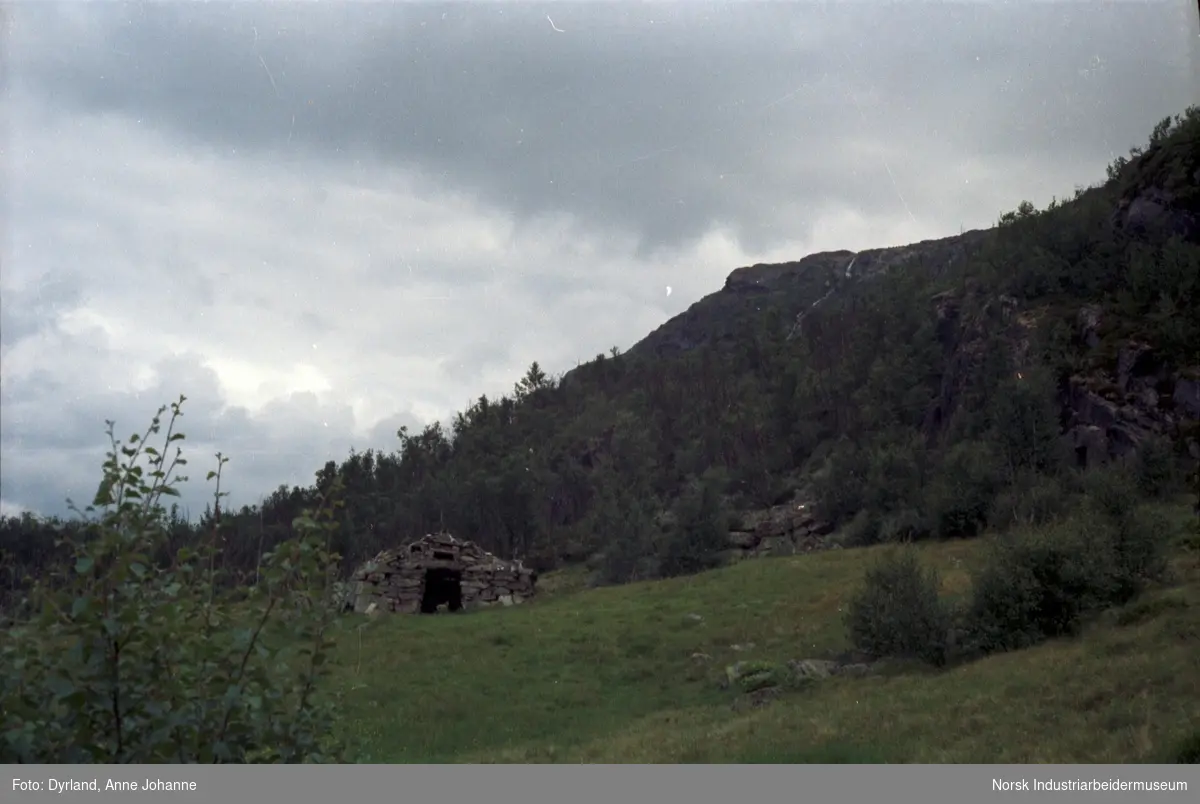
left=348, top=532, right=537, bottom=614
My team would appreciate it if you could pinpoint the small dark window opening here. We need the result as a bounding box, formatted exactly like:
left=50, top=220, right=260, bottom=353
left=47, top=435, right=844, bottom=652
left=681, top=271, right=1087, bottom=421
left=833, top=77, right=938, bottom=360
left=420, top=568, right=463, bottom=613
left=432, top=550, right=455, bottom=561
left=1075, top=445, right=1088, bottom=469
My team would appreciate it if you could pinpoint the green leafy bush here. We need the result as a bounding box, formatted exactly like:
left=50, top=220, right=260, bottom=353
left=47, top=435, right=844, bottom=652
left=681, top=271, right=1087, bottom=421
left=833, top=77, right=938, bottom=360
left=1078, top=465, right=1173, bottom=595
left=590, top=482, right=656, bottom=587
left=844, top=548, right=951, bottom=667
left=986, top=367, right=1068, bottom=480
left=0, top=397, right=346, bottom=763
left=1173, top=728, right=1200, bottom=764
left=1130, top=434, right=1185, bottom=499
left=659, top=471, right=730, bottom=578
left=724, top=659, right=794, bottom=693
left=878, top=508, right=929, bottom=544
left=863, top=432, right=930, bottom=517
left=987, top=471, right=1070, bottom=532
left=811, top=439, right=870, bottom=526
left=924, top=440, right=1005, bottom=539
left=962, top=520, right=1111, bottom=654
left=963, top=494, right=1172, bottom=656
left=838, top=509, right=882, bottom=548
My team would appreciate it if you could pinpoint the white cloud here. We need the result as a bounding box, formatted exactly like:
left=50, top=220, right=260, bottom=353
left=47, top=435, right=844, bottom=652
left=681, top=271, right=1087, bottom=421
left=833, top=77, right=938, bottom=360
left=1, top=88, right=844, bottom=517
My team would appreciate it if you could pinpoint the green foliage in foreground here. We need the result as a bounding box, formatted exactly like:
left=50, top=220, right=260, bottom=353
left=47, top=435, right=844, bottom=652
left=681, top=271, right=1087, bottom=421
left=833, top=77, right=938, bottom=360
left=0, top=398, right=347, bottom=763
left=844, top=548, right=951, bottom=667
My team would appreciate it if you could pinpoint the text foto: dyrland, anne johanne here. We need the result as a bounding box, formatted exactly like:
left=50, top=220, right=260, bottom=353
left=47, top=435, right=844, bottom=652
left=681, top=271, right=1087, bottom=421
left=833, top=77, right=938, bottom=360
left=13, top=777, right=198, bottom=793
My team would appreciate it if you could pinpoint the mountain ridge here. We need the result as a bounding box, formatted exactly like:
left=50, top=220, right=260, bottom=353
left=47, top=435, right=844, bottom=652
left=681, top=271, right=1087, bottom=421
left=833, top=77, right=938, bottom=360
left=627, top=228, right=995, bottom=360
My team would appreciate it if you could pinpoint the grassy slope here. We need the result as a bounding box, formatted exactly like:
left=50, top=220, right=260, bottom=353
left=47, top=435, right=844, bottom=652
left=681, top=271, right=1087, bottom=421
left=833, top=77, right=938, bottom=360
left=328, top=500, right=1199, bottom=763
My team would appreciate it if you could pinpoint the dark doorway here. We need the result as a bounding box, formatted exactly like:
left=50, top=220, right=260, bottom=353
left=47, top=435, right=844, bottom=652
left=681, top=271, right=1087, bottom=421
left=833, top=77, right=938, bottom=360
left=420, top=568, right=463, bottom=613
left=1075, top=445, right=1088, bottom=469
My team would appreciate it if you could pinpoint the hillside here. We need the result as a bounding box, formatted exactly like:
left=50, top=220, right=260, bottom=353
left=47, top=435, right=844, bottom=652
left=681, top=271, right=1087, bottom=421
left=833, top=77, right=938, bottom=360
left=628, top=227, right=993, bottom=360
left=3, top=107, right=1198, bottom=600
left=329, top=498, right=1199, bottom=763
left=2, top=107, right=1199, bottom=766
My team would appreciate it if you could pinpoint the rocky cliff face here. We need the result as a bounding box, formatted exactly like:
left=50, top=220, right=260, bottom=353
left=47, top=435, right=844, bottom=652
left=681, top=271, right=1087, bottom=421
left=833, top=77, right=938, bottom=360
left=921, top=287, right=1025, bottom=438
left=1111, top=126, right=1200, bottom=242
left=1063, top=310, right=1200, bottom=468
left=614, top=122, right=1199, bottom=545
left=627, top=229, right=993, bottom=360
left=724, top=496, right=834, bottom=559
left=918, top=278, right=1199, bottom=468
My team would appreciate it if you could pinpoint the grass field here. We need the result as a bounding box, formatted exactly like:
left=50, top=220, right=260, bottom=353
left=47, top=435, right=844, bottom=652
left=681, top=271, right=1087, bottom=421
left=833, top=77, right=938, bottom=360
left=326, top=501, right=1200, bottom=763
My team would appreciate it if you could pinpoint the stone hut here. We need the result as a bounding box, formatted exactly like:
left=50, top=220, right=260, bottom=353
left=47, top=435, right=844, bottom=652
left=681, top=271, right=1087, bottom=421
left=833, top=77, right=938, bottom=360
left=347, top=532, right=537, bottom=615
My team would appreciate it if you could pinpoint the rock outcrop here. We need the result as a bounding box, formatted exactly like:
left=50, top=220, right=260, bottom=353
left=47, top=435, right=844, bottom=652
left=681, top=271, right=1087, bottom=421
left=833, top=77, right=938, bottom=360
left=1058, top=300, right=1200, bottom=468
left=725, top=497, right=834, bottom=559
left=1112, top=186, right=1200, bottom=242
left=629, top=229, right=992, bottom=360
left=1061, top=342, right=1200, bottom=469
left=917, top=277, right=1200, bottom=470
left=724, top=657, right=878, bottom=711
left=347, top=532, right=537, bottom=615
left=922, top=287, right=1025, bottom=437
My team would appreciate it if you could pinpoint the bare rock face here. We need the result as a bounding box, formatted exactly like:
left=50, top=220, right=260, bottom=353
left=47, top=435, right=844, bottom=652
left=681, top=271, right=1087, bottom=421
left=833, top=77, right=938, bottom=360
left=1174, top=376, right=1200, bottom=419
left=1077, top=304, right=1103, bottom=349
left=1118, top=342, right=1156, bottom=393
left=922, top=288, right=1026, bottom=438
left=723, top=252, right=854, bottom=294
left=1110, top=129, right=1200, bottom=245
left=1061, top=378, right=1159, bottom=464
left=1112, top=186, right=1200, bottom=243
left=843, top=229, right=992, bottom=282
left=921, top=292, right=1198, bottom=472
left=629, top=230, right=991, bottom=361
left=726, top=496, right=834, bottom=558
left=1060, top=332, right=1200, bottom=469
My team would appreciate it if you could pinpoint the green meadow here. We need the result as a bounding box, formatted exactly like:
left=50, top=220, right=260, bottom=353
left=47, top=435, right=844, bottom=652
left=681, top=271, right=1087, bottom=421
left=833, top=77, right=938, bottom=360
left=329, top=500, right=1200, bottom=763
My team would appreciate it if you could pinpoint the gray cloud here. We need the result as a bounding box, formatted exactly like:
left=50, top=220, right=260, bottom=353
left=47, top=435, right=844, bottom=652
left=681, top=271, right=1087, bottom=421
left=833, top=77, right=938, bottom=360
left=13, top=2, right=1196, bottom=254
left=3, top=0, right=1197, bottom=518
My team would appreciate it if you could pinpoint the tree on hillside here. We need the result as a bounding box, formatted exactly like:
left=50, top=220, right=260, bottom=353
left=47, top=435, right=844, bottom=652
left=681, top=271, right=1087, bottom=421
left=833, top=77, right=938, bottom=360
left=591, top=482, right=656, bottom=586
left=514, top=361, right=550, bottom=400
left=987, top=366, right=1067, bottom=482
left=660, top=470, right=730, bottom=578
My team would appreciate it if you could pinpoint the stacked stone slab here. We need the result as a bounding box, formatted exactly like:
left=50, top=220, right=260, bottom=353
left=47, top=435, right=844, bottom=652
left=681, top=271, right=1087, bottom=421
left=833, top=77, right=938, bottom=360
left=348, top=531, right=537, bottom=614
left=725, top=499, right=834, bottom=559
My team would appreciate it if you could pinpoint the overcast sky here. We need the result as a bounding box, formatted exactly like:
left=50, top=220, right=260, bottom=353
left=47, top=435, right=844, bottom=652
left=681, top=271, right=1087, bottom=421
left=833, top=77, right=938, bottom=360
left=2, top=1, right=1197, bottom=521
